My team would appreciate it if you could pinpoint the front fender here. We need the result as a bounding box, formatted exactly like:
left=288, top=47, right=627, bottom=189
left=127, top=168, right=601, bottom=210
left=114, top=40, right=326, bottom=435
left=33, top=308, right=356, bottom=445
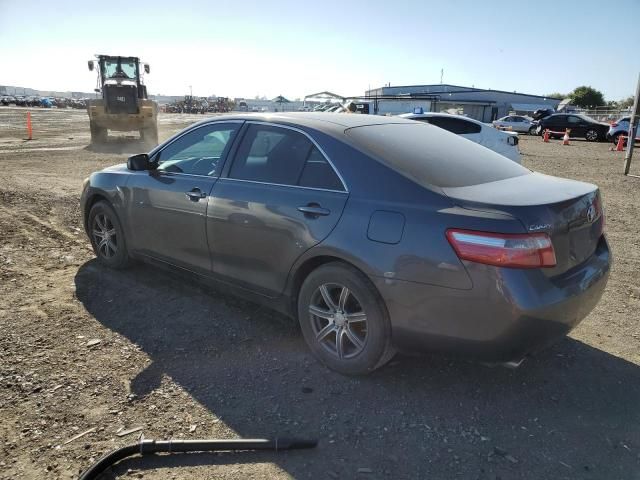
left=81, top=167, right=130, bottom=234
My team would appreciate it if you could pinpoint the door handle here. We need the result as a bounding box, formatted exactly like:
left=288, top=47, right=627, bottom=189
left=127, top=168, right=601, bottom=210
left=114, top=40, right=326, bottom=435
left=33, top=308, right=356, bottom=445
left=185, top=188, right=206, bottom=201
left=297, top=205, right=330, bottom=217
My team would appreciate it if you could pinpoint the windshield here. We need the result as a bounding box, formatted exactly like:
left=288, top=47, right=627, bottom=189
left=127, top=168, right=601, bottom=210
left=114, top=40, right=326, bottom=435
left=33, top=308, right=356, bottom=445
left=345, top=123, right=529, bottom=188
left=101, top=58, right=137, bottom=79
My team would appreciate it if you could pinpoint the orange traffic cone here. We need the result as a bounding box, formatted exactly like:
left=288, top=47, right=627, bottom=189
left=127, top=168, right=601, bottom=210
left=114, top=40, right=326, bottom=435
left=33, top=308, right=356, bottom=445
left=543, top=129, right=550, bottom=143
left=562, top=129, right=570, bottom=146
left=615, top=134, right=625, bottom=151
left=26, top=111, right=33, bottom=140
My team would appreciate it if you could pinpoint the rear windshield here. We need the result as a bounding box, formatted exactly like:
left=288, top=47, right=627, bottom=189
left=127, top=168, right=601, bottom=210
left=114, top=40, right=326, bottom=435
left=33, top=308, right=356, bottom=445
left=345, top=123, right=529, bottom=188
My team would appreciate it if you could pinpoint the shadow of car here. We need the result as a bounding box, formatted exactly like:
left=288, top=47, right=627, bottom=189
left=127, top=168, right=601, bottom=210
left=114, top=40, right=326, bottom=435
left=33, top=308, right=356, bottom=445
left=74, top=259, right=640, bottom=479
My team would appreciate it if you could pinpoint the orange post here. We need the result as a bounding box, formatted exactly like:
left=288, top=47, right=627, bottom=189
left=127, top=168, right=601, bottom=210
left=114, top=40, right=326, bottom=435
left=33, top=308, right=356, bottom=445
left=543, top=129, right=550, bottom=143
left=26, top=112, right=33, bottom=140
left=615, top=135, right=625, bottom=152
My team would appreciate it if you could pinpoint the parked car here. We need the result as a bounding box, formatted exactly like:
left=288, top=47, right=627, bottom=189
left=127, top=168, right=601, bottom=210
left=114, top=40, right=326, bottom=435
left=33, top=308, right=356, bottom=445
left=400, top=112, right=521, bottom=163
left=536, top=114, right=609, bottom=141
left=81, top=113, right=610, bottom=375
left=493, top=115, right=536, bottom=134
left=607, top=116, right=638, bottom=145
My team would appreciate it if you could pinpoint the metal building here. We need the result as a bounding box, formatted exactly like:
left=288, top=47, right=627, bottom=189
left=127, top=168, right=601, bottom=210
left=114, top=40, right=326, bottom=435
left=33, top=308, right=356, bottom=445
left=365, top=84, right=561, bottom=121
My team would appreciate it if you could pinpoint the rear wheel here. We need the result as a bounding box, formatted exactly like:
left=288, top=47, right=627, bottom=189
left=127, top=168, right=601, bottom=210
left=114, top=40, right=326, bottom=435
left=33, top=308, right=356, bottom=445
left=89, top=122, right=107, bottom=143
left=297, top=262, right=395, bottom=375
left=528, top=125, right=537, bottom=135
left=88, top=201, right=130, bottom=269
left=585, top=129, right=599, bottom=142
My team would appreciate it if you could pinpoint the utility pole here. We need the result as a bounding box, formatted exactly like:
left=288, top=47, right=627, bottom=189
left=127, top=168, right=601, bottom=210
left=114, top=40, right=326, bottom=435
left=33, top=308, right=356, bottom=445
left=440, top=69, right=444, bottom=84
left=189, top=85, right=193, bottom=97
left=624, top=72, right=640, bottom=175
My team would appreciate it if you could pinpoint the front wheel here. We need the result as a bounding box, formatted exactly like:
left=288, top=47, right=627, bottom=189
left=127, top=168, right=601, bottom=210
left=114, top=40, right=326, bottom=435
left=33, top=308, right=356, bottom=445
left=528, top=125, right=537, bottom=135
left=297, top=263, right=395, bottom=375
left=88, top=201, right=130, bottom=269
left=585, top=129, right=600, bottom=142
left=141, top=125, right=159, bottom=146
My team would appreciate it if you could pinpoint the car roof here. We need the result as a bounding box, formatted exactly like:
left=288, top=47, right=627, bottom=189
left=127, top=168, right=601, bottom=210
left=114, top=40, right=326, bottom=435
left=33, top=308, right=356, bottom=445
left=188, top=112, right=416, bottom=131
left=399, top=112, right=485, bottom=126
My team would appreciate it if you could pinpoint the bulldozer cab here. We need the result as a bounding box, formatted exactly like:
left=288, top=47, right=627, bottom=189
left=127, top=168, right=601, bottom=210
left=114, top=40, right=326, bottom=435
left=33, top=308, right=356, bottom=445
left=101, top=57, right=136, bottom=80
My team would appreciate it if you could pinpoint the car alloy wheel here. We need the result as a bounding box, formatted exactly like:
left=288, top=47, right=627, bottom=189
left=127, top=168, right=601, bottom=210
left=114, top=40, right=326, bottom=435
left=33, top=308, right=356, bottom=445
left=92, top=212, right=118, bottom=259
left=309, top=283, right=368, bottom=359
left=585, top=129, right=599, bottom=142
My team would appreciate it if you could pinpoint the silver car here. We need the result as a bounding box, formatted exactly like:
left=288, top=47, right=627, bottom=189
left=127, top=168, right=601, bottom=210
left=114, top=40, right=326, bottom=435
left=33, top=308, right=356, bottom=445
left=493, top=115, right=536, bottom=134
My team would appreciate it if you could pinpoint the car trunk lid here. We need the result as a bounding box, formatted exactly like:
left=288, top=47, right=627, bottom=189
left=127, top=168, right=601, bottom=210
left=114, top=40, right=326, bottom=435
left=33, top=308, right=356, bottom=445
left=442, top=172, right=604, bottom=275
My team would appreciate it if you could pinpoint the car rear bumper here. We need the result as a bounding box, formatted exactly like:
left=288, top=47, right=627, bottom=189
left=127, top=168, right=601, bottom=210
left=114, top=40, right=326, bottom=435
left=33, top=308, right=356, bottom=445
left=373, top=235, right=611, bottom=364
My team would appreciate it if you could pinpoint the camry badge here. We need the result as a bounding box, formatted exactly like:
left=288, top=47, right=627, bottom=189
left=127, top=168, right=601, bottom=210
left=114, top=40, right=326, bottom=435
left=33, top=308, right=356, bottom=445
left=529, top=223, right=551, bottom=231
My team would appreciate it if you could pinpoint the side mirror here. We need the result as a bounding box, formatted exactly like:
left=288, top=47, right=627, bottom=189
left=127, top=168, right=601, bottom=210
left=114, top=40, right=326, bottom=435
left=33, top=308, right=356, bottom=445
left=127, top=153, right=151, bottom=171
left=144, top=64, right=150, bottom=74
left=88, top=60, right=94, bottom=71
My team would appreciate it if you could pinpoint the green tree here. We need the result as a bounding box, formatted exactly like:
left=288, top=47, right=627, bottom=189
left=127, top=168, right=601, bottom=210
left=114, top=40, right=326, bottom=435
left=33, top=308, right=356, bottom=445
left=545, top=92, right=565, bottom=99
left=619, top=96, right=635, bottom=108
left=568, top=86, right=605, bottom=108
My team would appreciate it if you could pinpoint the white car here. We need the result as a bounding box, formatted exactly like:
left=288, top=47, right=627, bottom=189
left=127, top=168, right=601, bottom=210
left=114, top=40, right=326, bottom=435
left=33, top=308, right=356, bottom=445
left=400, top=112, right=521, bottom=163
left=493, top=115, right=536, bottom=134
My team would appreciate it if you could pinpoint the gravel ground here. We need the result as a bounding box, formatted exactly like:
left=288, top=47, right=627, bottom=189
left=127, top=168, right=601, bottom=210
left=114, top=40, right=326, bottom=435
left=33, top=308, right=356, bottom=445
left=0, top=107, right=639, bottom=480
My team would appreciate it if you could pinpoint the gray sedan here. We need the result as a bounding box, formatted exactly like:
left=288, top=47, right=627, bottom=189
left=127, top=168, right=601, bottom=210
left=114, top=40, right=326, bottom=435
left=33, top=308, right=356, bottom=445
left=81, top=113, right=610, bottom=375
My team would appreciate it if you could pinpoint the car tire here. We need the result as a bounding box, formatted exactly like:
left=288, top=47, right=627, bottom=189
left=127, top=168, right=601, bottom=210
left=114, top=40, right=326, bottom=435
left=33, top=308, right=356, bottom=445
left=141, top=125, right=159, bottom=146
left=297, top=262, right=395, bottom=375
left=528, top=126, right=537, bottom=135
left=88, top=201, right=130, bottom=269
left=585, top=129, right=600, bottom=142
left=90, top=122, right=107, bottom=144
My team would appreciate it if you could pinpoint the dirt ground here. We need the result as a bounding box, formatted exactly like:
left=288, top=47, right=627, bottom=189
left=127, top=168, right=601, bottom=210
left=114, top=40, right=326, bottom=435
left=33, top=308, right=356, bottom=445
left=0, top=107, right=639, bottom=480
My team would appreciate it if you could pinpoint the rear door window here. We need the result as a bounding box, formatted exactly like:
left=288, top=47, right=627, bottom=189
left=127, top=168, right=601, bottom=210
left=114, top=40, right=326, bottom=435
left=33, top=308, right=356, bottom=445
left=426, top=116, right=482, bottom=134
left=229, top=124, right=310, bottom=185
left=229, top=124, right=345, bottom=191
left=298, top=147, right=344, bottom=190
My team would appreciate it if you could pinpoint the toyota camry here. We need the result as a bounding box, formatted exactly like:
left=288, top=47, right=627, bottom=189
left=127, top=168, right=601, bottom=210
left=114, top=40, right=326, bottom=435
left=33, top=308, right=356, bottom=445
left=80, top=113, right=611, bottom=375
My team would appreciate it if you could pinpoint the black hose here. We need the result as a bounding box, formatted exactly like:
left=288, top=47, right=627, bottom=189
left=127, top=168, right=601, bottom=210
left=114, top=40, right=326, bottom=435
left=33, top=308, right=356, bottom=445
left=78, top=437, right=317, bottom=480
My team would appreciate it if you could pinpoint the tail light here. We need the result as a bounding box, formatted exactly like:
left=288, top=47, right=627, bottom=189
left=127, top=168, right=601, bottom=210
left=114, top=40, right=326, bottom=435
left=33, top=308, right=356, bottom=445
left=446, top=229, right=557, bottom=269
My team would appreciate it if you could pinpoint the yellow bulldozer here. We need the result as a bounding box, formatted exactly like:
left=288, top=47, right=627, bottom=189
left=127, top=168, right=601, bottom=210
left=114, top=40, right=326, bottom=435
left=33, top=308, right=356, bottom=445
left=86, top=54, right=158, bottom=144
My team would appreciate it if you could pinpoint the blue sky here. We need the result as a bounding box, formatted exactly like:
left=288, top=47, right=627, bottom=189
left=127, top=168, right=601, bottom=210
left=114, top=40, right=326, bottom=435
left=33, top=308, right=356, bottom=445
left=1, top=0, right=638, bottom=100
